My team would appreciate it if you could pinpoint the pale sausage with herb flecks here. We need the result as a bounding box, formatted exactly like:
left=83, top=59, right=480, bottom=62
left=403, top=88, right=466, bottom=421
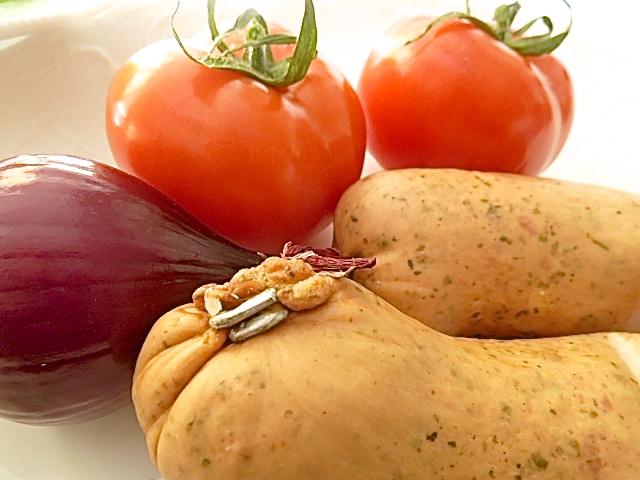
left=333, top=168, right=640, bottom=338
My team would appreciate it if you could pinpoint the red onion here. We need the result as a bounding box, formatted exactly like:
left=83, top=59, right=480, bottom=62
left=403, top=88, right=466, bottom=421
left=0, top=154, right=261, bottom=425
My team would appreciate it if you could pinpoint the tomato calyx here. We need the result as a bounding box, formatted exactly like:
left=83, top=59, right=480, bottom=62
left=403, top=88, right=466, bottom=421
left=415, top=0, right=572, bottom=56
left=171, top=0, right=318, bottom=88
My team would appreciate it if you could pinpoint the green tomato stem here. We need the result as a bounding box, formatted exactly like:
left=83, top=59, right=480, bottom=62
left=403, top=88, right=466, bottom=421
left=414, top=0, right=572, bottom=56
left=171, top=0, right=318, bottom=88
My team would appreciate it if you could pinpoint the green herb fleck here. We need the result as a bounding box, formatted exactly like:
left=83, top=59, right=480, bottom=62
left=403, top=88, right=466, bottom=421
left=586, top=233, right=610, bottom=250
left=475, top=176, right=493, bottom=187
left=568, top=438, right=581, bottom=456
left=531, top=452, right=548, bottom=470
left=487, top=204, right=502, bottom=215
left=376, top=239, right=389, bottom=249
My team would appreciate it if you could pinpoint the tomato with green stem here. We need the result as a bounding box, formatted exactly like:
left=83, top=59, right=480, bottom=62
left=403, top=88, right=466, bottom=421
left=358, top=1, right=574, bottom=175
left=106, top=0, right=366, bottom=254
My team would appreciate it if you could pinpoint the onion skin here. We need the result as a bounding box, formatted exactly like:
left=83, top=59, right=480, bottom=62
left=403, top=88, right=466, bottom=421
left=0, top=154, right=262, bottom=426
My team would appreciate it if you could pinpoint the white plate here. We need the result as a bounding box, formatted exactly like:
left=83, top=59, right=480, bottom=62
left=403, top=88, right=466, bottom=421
left=0, top=1, right=639, bottom=480
left=0, top=0, right=112, bottom=40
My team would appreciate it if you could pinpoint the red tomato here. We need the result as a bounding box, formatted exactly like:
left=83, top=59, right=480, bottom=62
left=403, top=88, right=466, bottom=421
left=357, top=13, right=574, bottom=174
left=106, top=27, right=365, bottom=254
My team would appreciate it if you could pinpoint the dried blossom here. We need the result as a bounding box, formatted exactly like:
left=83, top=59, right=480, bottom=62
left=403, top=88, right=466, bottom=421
left=279, top=242, right=376, bottom=276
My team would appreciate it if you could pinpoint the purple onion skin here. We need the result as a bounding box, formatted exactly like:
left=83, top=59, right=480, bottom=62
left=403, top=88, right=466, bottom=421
left=0, top=154, right=262, bottom=425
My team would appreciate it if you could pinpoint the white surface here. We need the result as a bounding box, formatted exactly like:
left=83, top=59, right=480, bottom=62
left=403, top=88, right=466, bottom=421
left=0, top=0, right=208, bottom=164
left=0, top=0, right=111, bottom=40
left=0, top=1, right=639, bottom=479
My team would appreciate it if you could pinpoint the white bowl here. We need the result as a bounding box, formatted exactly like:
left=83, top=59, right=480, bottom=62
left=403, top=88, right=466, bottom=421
left=0, top=0, right=207, bottom=166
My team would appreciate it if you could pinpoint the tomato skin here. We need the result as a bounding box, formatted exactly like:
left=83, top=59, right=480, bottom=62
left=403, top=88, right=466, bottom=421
left=106, top=37, right=366, bottom=254
left=358, top=15, right=574, bottom=174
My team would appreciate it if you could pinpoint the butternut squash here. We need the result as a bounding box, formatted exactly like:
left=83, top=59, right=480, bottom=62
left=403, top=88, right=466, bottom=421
left=333, top=168, right=640, bottom=337
left=132, top=258, right=640, bottom=480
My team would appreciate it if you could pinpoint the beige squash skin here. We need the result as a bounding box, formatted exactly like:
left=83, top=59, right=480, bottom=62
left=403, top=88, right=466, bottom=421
left=133, top=278, right=640, bottom=480
left=333, top=168, right=640, bottom=337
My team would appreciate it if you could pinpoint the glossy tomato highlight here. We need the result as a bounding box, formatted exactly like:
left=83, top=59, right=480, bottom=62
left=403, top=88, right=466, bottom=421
left=107, top=0, right=366, bottom=254
left=358, top=3, right=574, bottom=175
